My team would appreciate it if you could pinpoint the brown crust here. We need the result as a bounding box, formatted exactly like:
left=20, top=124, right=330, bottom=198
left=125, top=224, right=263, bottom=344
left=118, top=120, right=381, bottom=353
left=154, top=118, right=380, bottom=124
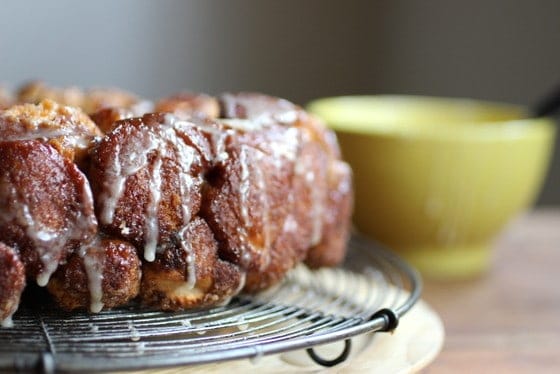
left=216, top=93, right=352, bottom=290
left=88, top=113, right=207, bottom=250
left=16, top=81, right=141, bottom=115
left=89, top=107, right=135, bottom=134
left=47, top=238, right=141, bottom=311
left=0, top=243, right=26, bottom=323
left=0, top=89, right=353, bottom=314
left=0, top=140, right=98, bottom=281
left=140, top=218, right=243, bottom=310
left=17, top=81, right=84, bottom=108
left=305, top=161, right=353, bottom=268
left=155, top=92, right=220, bottom=120
left=81, top=88, right=139, bottom=114
left=0, top=99, right=102, bottom=165
left=0, top=86, right=14, bottom=110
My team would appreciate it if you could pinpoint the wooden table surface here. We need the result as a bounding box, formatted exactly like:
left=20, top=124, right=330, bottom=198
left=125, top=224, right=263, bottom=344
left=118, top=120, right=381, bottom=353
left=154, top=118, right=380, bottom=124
left=421, top=209, right=560, bottom=373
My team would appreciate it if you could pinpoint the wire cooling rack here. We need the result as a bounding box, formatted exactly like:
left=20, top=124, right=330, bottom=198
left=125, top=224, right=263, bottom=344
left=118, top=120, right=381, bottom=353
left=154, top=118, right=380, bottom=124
left=0, top=235, right=422, bottom=373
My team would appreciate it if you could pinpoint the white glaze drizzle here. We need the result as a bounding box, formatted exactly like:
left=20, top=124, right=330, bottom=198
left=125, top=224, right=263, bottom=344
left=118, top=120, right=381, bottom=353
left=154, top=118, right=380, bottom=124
left=0, top=315, right=14, bottom=328
left=269, top=127, right=299, bottom=167
left=220, top=93, right=300, bottom=127
left=161, top=114, right=200, bottom=282
left=0, top=173, right=97, bottom=287
left=220, top=118, right=265, bottom=132
left=143, top=156, right=164, bottom=262
left=177, top=226, right=196, bottom=290
left=2, top=106, right=97, bottom=152
left=142, top=124, right=198, bottom=263
left=308, top=168, right=325, bottom=246
left=294, top=139, right=326, bottom=246
left=238, top=145, right=251, bottom=230
left=1, top=186, right=66, bottom=287
left=129, top=100, right=154, bottom=117
left=98, top=130, right=158, bottom=225
left=99, top=115, right=201, bottom=263
left=253, top=151, right=271, bottom=252
left=79, top=239, right=104, bottom=313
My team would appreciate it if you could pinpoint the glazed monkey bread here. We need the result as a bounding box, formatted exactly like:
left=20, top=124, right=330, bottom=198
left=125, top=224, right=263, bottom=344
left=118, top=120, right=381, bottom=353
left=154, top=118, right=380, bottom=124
left=0, top=82, right=353, bottom=326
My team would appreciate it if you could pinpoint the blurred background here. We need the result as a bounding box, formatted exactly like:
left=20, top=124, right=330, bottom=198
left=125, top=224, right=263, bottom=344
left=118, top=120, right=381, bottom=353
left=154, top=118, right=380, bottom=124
left=0, top=0, right=558, bottom=204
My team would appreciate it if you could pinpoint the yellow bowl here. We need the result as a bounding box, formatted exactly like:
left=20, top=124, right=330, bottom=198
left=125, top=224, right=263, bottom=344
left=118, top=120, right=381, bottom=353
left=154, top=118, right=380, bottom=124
left=308, top=95, right=556, bottom=279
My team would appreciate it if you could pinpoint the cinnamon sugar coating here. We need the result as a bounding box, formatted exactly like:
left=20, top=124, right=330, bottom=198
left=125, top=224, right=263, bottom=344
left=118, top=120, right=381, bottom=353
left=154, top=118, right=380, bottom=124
left=17, top=81, right=141, bottom=114
left=0, top=243, right=25, bottom=325
left=0, top=99, right=102, bottom=165
left=0, top=140, right=98, bottom=285
left=141, top=218, right=243, bottom=310
left=155, top=92, right=220, bottom=120
left=0, top=88, right=353, bottom=318
left=47, top=238, right=141, bottom=311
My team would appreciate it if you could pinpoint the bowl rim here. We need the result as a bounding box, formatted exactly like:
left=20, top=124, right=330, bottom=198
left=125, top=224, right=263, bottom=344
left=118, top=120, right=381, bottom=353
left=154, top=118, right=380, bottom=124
left=307, top=95, right=556, bottom=141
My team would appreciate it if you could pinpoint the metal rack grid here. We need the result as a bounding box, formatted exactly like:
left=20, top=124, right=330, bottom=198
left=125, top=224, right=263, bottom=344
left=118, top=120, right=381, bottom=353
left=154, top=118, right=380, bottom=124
left=0, top=235, right=422, bottom=373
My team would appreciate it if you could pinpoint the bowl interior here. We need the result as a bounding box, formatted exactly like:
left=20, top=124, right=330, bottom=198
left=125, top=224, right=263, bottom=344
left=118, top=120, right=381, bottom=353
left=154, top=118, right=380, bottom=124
left=307, top=95, right=550, bottom=139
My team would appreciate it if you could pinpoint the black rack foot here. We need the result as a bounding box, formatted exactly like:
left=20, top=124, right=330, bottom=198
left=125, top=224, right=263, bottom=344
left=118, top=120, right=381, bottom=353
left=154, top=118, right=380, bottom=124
left=306, top=338, right=352, bottom=367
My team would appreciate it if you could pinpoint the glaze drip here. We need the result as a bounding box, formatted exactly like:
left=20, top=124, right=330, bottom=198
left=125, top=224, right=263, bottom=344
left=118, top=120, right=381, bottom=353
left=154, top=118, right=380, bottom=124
left=2, top=186, right=67, bottom=287
left=79, top=239, right=105, bottom=313
left=178, top=227, right=196, bottom=290
left=98, top=115, right=200, bottom=263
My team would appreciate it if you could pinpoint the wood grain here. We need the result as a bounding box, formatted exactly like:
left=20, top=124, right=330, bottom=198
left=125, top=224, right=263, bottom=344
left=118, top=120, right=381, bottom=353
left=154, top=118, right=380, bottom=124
left=422, top=209, right=560, bottom=373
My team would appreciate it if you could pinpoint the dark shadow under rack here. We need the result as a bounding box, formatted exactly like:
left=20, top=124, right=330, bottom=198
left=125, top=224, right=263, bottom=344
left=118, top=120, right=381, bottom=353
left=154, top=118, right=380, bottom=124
left=0, top=235, right=422, bottom=373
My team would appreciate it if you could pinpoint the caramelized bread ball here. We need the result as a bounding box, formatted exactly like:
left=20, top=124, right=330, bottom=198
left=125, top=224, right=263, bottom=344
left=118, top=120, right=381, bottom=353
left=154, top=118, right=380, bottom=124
left=89, top=107, right=135, bottom=134
left=0, top=99, right=102, bottom=165
left=89, top=101, right=154, bottom=134
left=200, top=119, right=311, bottom=292
left=0, top=140, right=98, bottom=285
left=17, top=81, right=85, bottom=108
left=215, top=92, right=352, bottom=290
left=47, top=238, right=141, bottom=312
left=16, top=81, right=143, bottom=115
left=155, top=92, right=220, bottom=119
left=0, top=243, right=26, bottom=327
left=88, top=113, right=210, bottom=261
left=0, top=86, right=14, bottom=109
left=141, top=218, right=244, bottom=310
left=305, top=161, right=353, bottom=268
left=0, top=88, right=353, bottom=315
left=81, top=88, right=140, bottom=114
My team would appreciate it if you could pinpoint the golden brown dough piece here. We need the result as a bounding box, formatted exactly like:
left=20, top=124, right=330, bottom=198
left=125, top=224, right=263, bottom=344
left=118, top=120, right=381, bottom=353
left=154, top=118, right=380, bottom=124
left=47, top=238, right=141, bottom=312
left=200, top=118, right=312, bottom=292
left=155, top=92, right=220, bottom=119
left=0, top=140, right=98, bottom=286
left=141, top=218, right=244, bottom=310
left=0, top=242, right=26, bottom=327
left=0, top=87, right=353, bottom=315
left=0, top=86, right=14, bottom=109
left=89, top=101, right=155, bottom=134
left=305, top=161, right=353, bottom=268
left=89, top=107, right=134, bottom=134
left=81, top=88, right=140, bottom=114
left=88, top=113, right=210, bottom=262
left=16, top=81, right=143, bottom=114
left=17, top=81, right=85, bottom=108
left=0, top=99, right=102, bottom=165
left=216, top=92, right=353, bottom=289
